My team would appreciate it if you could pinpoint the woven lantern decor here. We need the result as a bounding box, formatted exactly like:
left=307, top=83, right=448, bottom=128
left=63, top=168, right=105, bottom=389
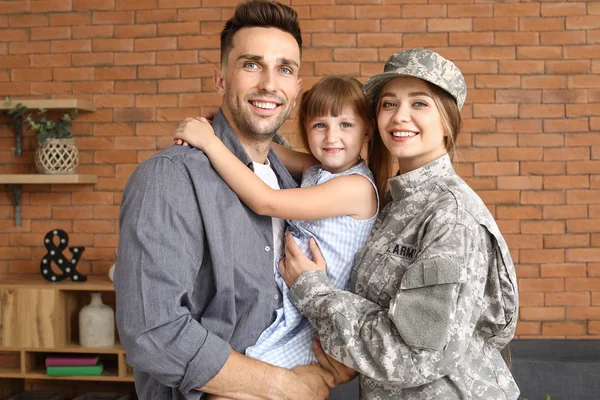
left=35, top=138, right=79, bottom=174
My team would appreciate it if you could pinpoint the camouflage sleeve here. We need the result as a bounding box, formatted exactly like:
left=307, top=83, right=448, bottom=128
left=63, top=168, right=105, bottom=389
left=289, top=220, right=486, bottom=387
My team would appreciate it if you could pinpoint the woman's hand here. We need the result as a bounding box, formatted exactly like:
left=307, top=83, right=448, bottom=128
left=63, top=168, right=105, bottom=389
left=173, top=117, right=215, bottom=150
left=279, top=232, right=326, bottom=288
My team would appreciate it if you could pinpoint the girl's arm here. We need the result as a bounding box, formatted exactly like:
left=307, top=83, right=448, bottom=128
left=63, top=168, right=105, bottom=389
left=174, top=118, right=377, bottom=221
left=270, top=142, right=318, bottom=180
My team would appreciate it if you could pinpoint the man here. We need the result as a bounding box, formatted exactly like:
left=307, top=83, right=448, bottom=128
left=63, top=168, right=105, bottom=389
left=115, top=1, right=340, bottom=398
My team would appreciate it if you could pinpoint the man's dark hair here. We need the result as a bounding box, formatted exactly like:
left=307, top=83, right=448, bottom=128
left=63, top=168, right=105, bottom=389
left=220, top=0, right=302, bottom=65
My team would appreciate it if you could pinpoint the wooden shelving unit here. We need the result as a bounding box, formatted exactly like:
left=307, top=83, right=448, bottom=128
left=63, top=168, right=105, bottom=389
left=0, top=276, right=133, bottom=385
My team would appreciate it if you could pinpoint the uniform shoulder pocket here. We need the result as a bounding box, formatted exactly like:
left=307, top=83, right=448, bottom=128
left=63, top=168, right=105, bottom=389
left=390, top=258, right=462, bottom=351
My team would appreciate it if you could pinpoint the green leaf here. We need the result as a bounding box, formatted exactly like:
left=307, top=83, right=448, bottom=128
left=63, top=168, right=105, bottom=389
left=5, top=96, right=11, bottom=106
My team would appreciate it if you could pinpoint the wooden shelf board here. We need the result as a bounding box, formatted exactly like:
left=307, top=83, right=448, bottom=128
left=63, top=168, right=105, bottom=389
left=0, top=99, right=96, bottom=112
left=0, top=275, right=114, bottom=291
left=5, top=344, right=124, bottom=354
left=0, top=174, right=98, bottom=185
left=26, top=369, right=133, bottom=382
left=0, top=368, right=22, bottom=378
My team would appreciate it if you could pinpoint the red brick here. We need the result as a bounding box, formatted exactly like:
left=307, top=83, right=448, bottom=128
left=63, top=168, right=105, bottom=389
left=50, top=12, right=91, bottom=26
left=356, top=5, right=401, bottom=19
left=541, top=263, right=587, bottom=278
left=567, top=219, right=600, bottom=234
left=541, top=31, right=586, bottom=46
left=11, top=68, right=52, bottom=82
left=156, top=50, right=197, bottom=65
left=567, top=307, right=600, bottom=320
left=543, top=205, right=587, bottom=220
left=31, top=82, right=72, bottom=94
left=92, top=11, right=135, bottom=25
left=566, top=249, right=600, bottom=262
left=114, top=52, right=155, bottom=66
left=72, top=52, right=114, bottom=67
left=520, top=307, right=565, bottom=321
left=336, top=20, right=379, bottom=34
left=93, top=38, right=133, bottom=52
left=521, top=249, right=565, bottom=264
left=32, top=0, right=73, bottom=12
left=9, top=41, right=49, bottom=54
left=497, top=120, right=542, bottom=134
left=113, top=107, right=155, bottom=121
left=73, top=81, right=114, bottom=94
left=564, top=45, right=600, bottom=60
left=544, top=118, right=588, bottom=133
left=403, top=33, right=447, bottom=48
left=521, top=220, right=565, bottom=235
left=177, top=9, right=220, bottom=22
left=494, top=3, right=539, bottom=17
left=520, top=17, right=564, bottom=32
left=542, top=321, right=586, bottom=336
left=53, top=67, right=94, bottom=81
left=517, top=46, right=562, bottom=60
left=546, top=60, right=591, bottom=75
left=545, top=234, right=590, bottom=249
left=474, top=162, right=518, bottom=176
left=74, top=0, right=115, bottom=10
left=114, top=24, right=157, bottom=38
left=504, top=234, right=542, bottom=249
left=496, top=205, right=541, bottom=220
left=135, top=94, right=177, bottom=108
left=523, top=76, right=567, bottom=90
left=544, top=175, right=589, bottom=190
left=477, top=190, right=519, bottom=205
left=567, top=162, right=600, bottom=175
left=497, top=176, right=542, bottom=190
left=566, top=277, right=600, bottom=292
left=566, top=134, right=600, bottom=147
left=566, top=16, right=600, bottom=30
left=402, top=5, right=446, bottom=19
left=498, top=61, right=544, bottom=75
left=381, top=19, right=425, bottom=33
left=472, top=133, right=516, bottom=147
left=95, top=66, right=136, bottom=80
left=495, top=32, right=539, bottom=46
left=521, top=191, right=565, bottom=205
left=473, top=104, right=518, bottom=118
left=475, top=75, right=520, bottom=89
left=516, top=321, right=541, bottom=336
left=473, top=17, right=518, bottom=32
left=519, top=105, right=564, bottom=119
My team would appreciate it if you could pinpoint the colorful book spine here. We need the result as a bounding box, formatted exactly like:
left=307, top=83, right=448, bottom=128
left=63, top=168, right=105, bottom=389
left=45, top=355, right=99, bottom=366
left=46, top=362, right=103, bottom=376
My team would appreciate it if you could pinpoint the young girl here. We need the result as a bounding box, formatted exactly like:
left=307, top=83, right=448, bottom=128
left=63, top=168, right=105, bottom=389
left=279, top=49, right=520, bottom=399
left=174, top=75, right=379, bottom=370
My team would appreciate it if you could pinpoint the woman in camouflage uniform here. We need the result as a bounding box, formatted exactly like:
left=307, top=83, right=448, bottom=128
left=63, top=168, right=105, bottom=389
left=279, top=49, right=520, bottom=400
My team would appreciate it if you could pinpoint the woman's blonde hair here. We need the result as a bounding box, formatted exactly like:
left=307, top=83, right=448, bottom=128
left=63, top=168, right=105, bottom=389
left=368, top=80, right=462, bottom=204
left=297, top=75, right=372, bottom=154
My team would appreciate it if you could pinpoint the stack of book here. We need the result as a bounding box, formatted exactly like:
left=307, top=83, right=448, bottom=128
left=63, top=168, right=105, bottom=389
left=45, top=355, right=103, bottom=377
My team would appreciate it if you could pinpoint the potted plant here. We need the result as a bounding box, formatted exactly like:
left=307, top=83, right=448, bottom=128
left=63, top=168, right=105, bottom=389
left=5, top=97, right=79, bottom=174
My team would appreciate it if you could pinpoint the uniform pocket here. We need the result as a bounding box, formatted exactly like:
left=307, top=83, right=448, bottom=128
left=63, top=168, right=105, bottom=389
left=389, top=257, right=462, bottom=351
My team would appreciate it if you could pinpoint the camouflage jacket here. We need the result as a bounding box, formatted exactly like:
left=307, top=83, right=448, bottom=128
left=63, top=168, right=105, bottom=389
left=290, top=154, right=520, bottom=400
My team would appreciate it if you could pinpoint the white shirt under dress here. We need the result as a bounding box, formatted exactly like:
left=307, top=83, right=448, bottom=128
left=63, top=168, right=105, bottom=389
left=245, top=160, right=379, bottom=368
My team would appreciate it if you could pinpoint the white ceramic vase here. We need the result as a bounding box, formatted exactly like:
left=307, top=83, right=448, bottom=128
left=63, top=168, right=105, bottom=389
left=79, top=292, right=115, bottom=347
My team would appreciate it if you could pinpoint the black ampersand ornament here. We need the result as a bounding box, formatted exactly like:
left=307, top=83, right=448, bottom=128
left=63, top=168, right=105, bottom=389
left=40, top=229, right=87, bottom=282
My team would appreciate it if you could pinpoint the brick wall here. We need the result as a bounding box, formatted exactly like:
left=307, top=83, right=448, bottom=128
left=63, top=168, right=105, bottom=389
left=0, top=1, right=599, bottom=339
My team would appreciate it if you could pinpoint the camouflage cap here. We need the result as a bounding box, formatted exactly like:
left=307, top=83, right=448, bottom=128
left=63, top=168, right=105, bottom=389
left=363, top=49, right=467, bottom=110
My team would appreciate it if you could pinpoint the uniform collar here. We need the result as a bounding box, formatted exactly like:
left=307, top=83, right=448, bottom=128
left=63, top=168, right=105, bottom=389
left=388, top=153, right=455, bottom=201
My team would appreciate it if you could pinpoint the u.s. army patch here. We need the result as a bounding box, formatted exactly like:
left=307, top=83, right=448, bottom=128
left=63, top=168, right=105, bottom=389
left=385, top=243, right=418, bottom=260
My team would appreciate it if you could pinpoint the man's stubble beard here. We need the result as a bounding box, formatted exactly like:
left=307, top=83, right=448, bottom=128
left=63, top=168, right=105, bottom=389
left=224, top=82, right=292, bottom=143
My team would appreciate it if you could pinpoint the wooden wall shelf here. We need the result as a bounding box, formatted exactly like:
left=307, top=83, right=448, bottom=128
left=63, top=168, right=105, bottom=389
left=0, top=174, right=98, bottom=227
left=0, top=276, right=134, bottom=384
left=2, top=98, right=95, bottom=157
left=0, top=99, right=96, bottom=112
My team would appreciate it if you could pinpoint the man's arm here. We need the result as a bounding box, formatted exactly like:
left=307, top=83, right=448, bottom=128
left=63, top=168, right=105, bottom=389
left=115, top=155, right=332, bottom=398
left=202, top=350, right=334, bottom=399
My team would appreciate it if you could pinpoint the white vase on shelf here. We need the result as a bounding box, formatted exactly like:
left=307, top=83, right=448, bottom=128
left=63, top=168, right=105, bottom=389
left=79, top=292, right=115, bottom=348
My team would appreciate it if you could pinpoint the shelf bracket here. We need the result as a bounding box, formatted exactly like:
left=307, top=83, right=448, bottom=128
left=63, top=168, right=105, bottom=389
left=4, top=110, right=24, bottom=156
left=7, top=184, right=22, bottom=227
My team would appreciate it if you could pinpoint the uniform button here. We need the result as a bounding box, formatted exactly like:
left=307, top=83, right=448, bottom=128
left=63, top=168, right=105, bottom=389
left=274, top=294, right=279, bottom=300
left=264, top=246, right=271, bottom=252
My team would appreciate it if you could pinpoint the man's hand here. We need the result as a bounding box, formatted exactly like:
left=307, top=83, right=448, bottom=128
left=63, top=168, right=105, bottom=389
left=313, top=335, right=358, bottom=386
left=290, top=364, right=335, bottom=400
left=279, top=232, right=326, bottom=288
